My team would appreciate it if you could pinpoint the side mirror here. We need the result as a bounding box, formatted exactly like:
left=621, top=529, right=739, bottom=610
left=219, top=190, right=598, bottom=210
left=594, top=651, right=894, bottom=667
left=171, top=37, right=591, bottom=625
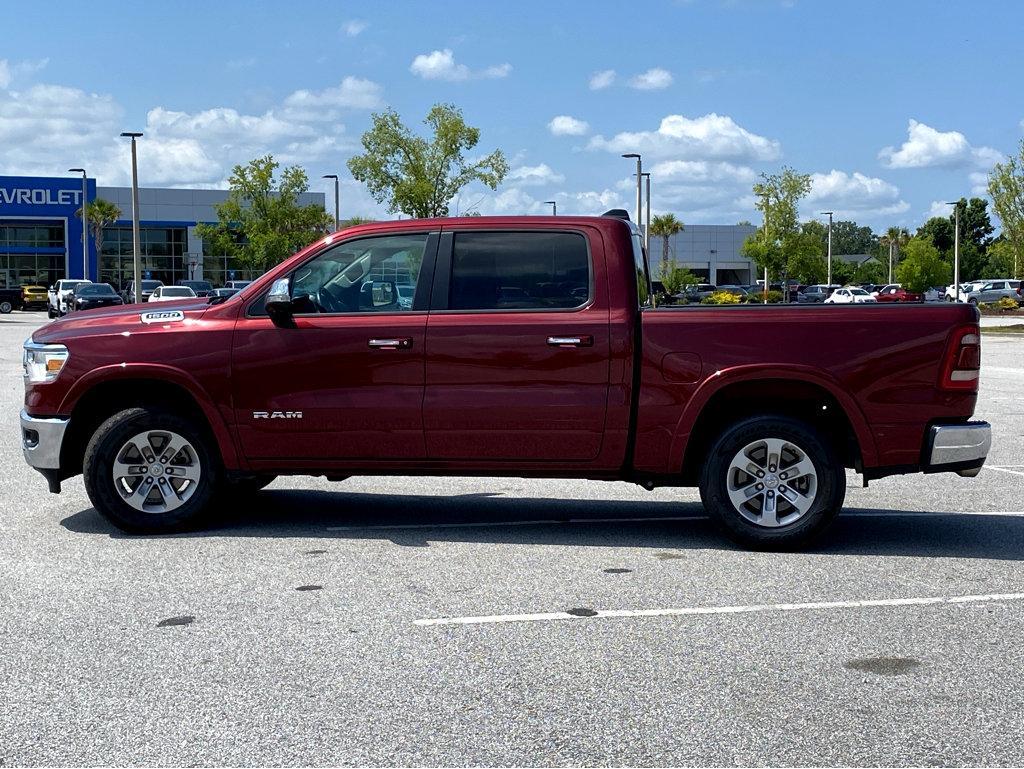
left=265, top=277, right=295, bottom=328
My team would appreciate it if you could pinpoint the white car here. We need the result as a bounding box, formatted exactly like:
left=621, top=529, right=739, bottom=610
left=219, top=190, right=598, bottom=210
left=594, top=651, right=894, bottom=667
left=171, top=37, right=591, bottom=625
left=945, top=281, right=983, bottom=302
left=48, top=279, right=92, bottom=318
left=148, top=285, right=197, bottom=302
left=824, top=287, right=877, bottom=304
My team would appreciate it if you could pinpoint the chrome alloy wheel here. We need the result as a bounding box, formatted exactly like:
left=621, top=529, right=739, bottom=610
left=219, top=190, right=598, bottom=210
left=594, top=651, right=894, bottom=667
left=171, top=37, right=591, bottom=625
left=725, top=437, right=818, bottom=528
left=112, top=430, right=201, bottom=514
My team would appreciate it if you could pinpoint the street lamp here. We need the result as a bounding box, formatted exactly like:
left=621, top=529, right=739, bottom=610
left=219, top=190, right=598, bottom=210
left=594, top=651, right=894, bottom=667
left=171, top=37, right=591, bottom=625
left=820, top=211, right=834, bottom=288
left=621, top=153, right=642, bottom=227
left=640, top=172, right=651, bottom=252
left=120, top=132, right=143, bottom=302
left=948, top=201, right=961, bottom=301
left=543, top=200, right=557, bottom=216
left=68, top=168, right=88, bottom=280
left=322, top=174, right=340, bottom=232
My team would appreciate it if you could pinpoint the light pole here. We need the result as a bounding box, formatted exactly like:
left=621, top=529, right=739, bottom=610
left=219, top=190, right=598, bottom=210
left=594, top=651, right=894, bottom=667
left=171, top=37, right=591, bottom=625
left=544, top=200, right=557, bottom=216
left=120, top=132, right=143, bottom=302
left=948, top=201, right=961, bottom=301
left=641, top=172, right=651, bottom=251
left=820, top=211, right=833, bottom=288
left=322, top=174, right=340, bottom=231
left=68, top=168, right=88, bottom=280
left=621, top=153, right=642, bottom=227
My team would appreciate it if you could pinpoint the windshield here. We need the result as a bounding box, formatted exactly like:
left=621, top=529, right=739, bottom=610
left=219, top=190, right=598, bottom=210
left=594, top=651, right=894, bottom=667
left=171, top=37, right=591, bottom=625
left=162, top=287, right=195, bottom=297
left=63, top=281, right=89, bottom=289
left=180, top=281, right=212, bottom=290
left=141, top=281, right=162, bottom=290
left=850, top=288, right=868, bottom=295
left=77, top=284, right=117, bottom=296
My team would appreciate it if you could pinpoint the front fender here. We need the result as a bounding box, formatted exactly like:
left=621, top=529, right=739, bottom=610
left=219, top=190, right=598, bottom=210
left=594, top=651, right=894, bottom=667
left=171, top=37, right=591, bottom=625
left=668, top=363, right=878, bottom=472
left=58, top=363, right=242, bottom=470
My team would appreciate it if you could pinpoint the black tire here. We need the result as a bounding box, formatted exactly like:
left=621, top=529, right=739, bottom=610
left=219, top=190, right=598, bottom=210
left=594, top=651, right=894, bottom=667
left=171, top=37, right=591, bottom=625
left=83, top=407, right=220, bottom=534
left=968, top=298, right=978, bottom=305
left=0, top=300, right=12, bottom=314
left=47, top=305, right=56, bottom=318
left=699, top=415, right=845, bottom=549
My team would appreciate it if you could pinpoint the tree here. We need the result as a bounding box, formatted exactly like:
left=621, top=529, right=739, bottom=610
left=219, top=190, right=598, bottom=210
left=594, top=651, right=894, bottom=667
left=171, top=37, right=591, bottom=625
left=348, top=103, right=509, bottom=219
left=895, top=238, right=952, bottom=292
left=195, top=155, right=332, bottom=275
left=879, top=226, right=910, bottom=282
left=953, top=197, right=995, bottom=252
left=649, top=213, right=685, bottom=279
left=987, top=237, right=1020, bottom=279
left=74, top=198, right=121, bottom=257
left=853, top=258, right=886, bottom=285
left=988, top=143, right=1024, bottom=279
left=742, top=167, right=812, bottom=296
left=917, top=216, right=955, bottom=253
left=661, top=266, right=700, bottom=297
left=786, top=228, right=827, bottom=284
left=802, top=218, right=877, bottom=257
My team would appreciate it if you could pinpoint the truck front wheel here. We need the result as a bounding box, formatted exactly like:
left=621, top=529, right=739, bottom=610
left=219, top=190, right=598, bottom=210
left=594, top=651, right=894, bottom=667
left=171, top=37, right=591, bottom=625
left=83, top=407, right=220, bottom=534
left=698, top=416, right=845, bottom=549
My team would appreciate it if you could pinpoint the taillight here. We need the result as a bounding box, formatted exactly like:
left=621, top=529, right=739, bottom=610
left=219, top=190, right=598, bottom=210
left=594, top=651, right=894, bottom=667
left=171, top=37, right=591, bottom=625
left=940, top=326, right=980, bottom=390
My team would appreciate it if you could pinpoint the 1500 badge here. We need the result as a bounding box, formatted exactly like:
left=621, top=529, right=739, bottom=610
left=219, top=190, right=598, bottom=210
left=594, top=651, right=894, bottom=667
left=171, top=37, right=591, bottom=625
left=253, top=411, right=303, bottom=419
left=140, top=310, right=184, bottom=324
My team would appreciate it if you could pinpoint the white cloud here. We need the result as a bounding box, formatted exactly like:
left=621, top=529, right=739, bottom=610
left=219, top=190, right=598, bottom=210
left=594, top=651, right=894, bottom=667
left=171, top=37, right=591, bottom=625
left=926, top=200, right=955, bottom=220
left=282, top=76, right=383, bottom=116
left=409, top=49, right=512, bottom=81
left=650, top=159, right=757, bottom=184
left=507, top=163, right=565, bottom=186
left=969, top=171, right=989, bottom=196
left=589, top=112, right=781, bottom=162
left=589, top=69, right=616, bottom=90
left=805, top=169, right=909, bottom=217
left=0, top=58, right=48, bottom=88
left=629, top=68, right=673, bottom=90
left=548, top=115, right=589, bottom=136
left=0, top=61, right=9, bottom=89
left=879, top=119, right=1003, bottom=170
left=341, top=19, right=368, bottom=37
left=561, top=188, right=629, bottom=215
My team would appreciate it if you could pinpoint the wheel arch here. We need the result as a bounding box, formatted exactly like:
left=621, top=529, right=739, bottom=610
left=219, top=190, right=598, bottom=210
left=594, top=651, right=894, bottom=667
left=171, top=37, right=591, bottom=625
left=58, top=366, right=241, bottom=478
left=674, top=366, right=876, bottom=484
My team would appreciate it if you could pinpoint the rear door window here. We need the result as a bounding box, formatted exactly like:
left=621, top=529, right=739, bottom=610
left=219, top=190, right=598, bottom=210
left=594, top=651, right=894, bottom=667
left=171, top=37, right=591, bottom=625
left=448, top=231, right=590, bottom=311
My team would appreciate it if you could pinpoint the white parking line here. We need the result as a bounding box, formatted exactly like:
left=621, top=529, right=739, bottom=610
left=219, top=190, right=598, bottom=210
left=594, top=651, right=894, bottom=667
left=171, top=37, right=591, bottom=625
left=984, top=466, right=1024, bottom=477
left=414, top=592, right=1024, bottom=627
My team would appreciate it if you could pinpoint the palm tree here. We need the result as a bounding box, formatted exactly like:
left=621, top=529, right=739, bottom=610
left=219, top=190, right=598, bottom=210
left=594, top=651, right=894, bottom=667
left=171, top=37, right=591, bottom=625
left=75, top=198, right=122, bottom=258
left=649, top=213, right=685, bottom=280
left=879, top=226, right=910, bottom=283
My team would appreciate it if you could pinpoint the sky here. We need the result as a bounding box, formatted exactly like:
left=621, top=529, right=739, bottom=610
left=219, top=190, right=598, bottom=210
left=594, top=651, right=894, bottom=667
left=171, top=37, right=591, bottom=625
left=2, top=0, right=1023, bottom=231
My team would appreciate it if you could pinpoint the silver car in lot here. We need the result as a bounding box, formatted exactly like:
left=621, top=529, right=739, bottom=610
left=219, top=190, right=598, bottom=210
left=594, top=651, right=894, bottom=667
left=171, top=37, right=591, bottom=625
left=964, top=279, right=1022, bottom=305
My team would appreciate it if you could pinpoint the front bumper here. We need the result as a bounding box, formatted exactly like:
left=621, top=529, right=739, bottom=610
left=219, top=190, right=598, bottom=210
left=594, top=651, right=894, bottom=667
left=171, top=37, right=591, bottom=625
left=20, top=409, right=69, bottom=472
left=924, top=421, right=991, bottom=477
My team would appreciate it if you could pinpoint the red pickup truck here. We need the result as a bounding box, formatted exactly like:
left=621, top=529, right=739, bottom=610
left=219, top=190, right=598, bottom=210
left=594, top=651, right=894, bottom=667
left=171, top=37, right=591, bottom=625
left=20, top=213, right=990, bottom=548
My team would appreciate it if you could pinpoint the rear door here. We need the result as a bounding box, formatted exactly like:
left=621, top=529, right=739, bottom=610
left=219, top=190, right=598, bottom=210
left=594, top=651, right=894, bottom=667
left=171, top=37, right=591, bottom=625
left=423, top=227, right=611, bottom=463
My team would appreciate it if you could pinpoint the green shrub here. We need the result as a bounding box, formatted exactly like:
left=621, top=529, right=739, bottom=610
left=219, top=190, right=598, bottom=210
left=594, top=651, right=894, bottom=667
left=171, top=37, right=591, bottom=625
left=980, top=297, right=1021, bottom=313
left=746, top=290, right=784, bottom=304
left=702, top=290, right=741, bottom=305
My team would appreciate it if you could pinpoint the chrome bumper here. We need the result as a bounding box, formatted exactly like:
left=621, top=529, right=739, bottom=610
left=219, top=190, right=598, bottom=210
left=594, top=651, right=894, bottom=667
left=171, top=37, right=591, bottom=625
left=20, top=409, right=69, bottom=470
left=926, top=422, right=991, bottom=477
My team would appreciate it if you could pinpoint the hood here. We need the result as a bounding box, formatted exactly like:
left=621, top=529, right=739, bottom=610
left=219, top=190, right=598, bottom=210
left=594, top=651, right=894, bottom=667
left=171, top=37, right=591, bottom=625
left=33, top=298, right=211, bottom=344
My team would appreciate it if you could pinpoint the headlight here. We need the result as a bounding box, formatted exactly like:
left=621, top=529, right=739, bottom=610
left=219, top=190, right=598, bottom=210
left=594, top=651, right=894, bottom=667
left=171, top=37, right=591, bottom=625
left=23, top=341, right=69, bottom=383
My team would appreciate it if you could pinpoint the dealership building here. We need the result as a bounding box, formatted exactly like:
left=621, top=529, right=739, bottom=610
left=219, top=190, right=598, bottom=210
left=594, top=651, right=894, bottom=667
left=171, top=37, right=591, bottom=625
left=653, top=223, right=759, bottom=286
left=0, top=175, right=324, bottom=289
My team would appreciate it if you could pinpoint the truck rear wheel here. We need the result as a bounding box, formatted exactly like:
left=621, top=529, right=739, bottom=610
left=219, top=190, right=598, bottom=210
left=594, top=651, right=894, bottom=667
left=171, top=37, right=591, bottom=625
left=0, top=300, right=12, bottom=314
left=83, top=407, right=220, bottom=534
left=698, top=415, right=845, bottom=549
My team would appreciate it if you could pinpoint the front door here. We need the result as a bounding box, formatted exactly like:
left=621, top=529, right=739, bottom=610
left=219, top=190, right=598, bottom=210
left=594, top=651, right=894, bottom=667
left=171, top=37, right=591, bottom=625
left=423, top=228, right=611, bottom=463
left=231, top=231, right=437, bottom=462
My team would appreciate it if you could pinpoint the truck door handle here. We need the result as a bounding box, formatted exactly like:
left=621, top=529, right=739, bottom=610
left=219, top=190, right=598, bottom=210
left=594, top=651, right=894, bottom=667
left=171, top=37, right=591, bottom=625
left=368, top=337, right=413, bottom=350
left=547, top=335, right=593, bottom=347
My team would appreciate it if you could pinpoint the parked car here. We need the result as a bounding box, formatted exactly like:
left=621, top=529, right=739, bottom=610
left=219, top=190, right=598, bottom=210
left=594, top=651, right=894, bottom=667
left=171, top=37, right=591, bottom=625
left=21, top=285, right=48, bottom=310
left=875, top=285, right=924, bottom=302
left=797, top=284, right=841, bottom=303
left=715, top=285, right=749, bottom=298
left=923, top=286, right=945, bottom=302
left=148, top=285, right=197, bottom=302
left=963, top=279, right=1022, bottom=305
left=121, top=280, right=164, bottom=304
left=824, top=287, right=877, bottom=304
left=225, top=280, right=253, bottom=291
left=945, top=281, right=984, bottom=302
left=47, top=279, right=91, bottom=318
left=0, top=287, right=24, bottom=314
left=680, top=283, right=716, bottom=302
left=176, top=279, right=214, bottom=297
left=70, top=283, right=124, bottom=312
left=208, top=287, right=240, bottom=300
left=18, top=213, right=990, bottom=550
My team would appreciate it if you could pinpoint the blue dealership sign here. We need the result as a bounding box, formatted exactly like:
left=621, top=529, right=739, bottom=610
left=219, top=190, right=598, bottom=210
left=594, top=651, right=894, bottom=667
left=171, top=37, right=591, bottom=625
left=0, top=175, right=99, bottom=280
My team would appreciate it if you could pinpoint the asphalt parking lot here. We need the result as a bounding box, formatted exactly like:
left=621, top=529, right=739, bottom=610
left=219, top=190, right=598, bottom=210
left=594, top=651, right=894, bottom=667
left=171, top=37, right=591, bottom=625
left=2, top=311, right=1023, bottom=767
